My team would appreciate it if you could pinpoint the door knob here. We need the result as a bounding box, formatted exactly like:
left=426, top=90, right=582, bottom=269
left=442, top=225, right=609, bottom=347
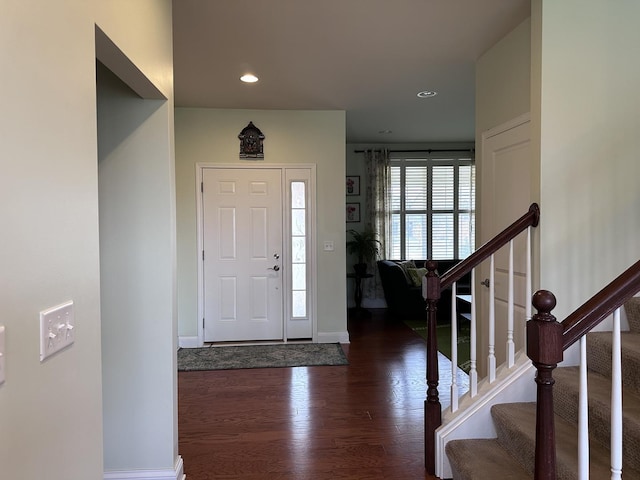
left=481, top=278, right=490, bottom=288
left=268, top=265, right=280, bottom=271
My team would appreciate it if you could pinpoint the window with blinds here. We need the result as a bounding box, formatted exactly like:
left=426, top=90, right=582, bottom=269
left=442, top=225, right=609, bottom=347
left=389, top=155, right=475, bottom=260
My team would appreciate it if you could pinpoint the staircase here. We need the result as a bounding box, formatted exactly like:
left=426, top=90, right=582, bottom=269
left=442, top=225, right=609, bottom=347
left=446, top=297, right=640, bottom=479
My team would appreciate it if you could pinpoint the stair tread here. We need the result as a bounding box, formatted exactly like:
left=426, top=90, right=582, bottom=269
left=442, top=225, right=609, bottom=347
left=446, top=438, right=530, bottom=480
left=492, top=402, right=640, bottom=479
left=587, top=330, right=640, bottom=356
left=587, top=330, right=640, bottom=395
left=625, top=297, right=640, bottom=333
left=554, top=366, right=640, bottom=471
left=554, top=366, right=640, bottom=419
left=445, top=299, right=640, bottom=478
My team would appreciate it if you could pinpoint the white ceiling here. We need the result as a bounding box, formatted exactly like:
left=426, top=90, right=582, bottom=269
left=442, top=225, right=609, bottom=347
left=172, top=1, right=530, bottom=144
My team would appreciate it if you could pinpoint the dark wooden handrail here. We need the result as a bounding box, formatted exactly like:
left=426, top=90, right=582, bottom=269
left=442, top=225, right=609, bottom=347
left=562, top=258, right=640, bottom=349
left=423, top=203, right=540, bottom=475
left=440, top=203, right=540, bottom=290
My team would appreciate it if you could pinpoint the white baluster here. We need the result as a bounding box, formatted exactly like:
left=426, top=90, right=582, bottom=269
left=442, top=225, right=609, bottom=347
left=488, top=254, right=496, bottom=383
left=507, top=240, right=515, bottom=367
left=578, top=335, right=589, bottom=480
left=469, top=268, right=478, bottom=397
left=525, top=226, right=533, bottom=431
left=611, top=308, right=622, bottom=480
left=451, top=282, right=458, bottom=412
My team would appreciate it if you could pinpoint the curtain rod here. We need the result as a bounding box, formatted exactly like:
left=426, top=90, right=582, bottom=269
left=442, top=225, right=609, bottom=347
left=353, top=148, right=475, bottom=154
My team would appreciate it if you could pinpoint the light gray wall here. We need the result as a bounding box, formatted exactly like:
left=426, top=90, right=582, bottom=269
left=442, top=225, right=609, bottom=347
left=536, top=0, right=640, bottom=319
left=175, top=108, right=348, bottom=341
left=476, top=18, right=532, bottom=137
left=96, top=2, right=177, bottom=474
left=0, top=3, right=104, bottom=478
left=0, top=1, right=176, bottom=478
left=97, top=65, right=177, bottom=471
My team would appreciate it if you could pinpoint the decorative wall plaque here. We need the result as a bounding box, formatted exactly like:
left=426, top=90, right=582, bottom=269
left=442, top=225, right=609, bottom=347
left=238, top=121, right=265, bottom=159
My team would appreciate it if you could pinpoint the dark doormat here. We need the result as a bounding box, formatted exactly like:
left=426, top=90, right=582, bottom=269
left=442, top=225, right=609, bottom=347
left=178, top=342, right=348, bottom=371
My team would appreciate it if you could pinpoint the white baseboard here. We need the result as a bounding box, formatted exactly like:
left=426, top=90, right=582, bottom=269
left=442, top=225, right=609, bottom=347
left=180, top=334, right=350, bottom=346
left=178, top=336, right=200, bottom=348
left=316, top=331, right=350, bottom=344
left=104, top=456, right=185, bottom=480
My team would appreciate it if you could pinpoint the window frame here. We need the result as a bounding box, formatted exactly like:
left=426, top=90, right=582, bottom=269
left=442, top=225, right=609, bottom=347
left=389, top=152, right=475, bottom=260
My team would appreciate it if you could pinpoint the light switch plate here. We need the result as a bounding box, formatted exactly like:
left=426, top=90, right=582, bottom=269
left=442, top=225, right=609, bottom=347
left=40, top=301, right=74, bottom=362
left=0, top=325, right=5, bottom=385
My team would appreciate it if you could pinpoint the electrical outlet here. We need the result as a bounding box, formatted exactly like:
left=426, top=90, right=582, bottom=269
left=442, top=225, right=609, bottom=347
left=40, top=301, right=74, bottom=362
left=0, top=325, right=5, bottom=385
left=323, top=241, right=334, bottom=252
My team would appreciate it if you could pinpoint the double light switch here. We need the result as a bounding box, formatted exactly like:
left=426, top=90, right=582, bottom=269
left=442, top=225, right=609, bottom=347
left=40, top=301, right=74, bottom=362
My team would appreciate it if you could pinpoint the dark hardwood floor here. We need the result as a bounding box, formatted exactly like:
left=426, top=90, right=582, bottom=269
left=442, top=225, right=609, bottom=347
left=178, top=309, right=447, bottom=479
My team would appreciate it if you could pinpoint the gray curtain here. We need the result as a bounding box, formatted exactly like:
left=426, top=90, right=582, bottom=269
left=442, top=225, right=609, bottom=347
left=363, top=149, right=390, bottom=300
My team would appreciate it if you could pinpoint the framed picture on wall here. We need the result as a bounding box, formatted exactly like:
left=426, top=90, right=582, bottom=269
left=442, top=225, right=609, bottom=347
left=346, top=203, right=360, bottom=223
left=346, top=176, right=360, bottom=196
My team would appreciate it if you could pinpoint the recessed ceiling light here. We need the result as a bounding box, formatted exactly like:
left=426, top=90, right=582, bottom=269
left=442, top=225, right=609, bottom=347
left=417, top=90, right=437, bottom=98
left=378, top=130, right=393, bottom=134
left=240, top=74, right=259, bottom=83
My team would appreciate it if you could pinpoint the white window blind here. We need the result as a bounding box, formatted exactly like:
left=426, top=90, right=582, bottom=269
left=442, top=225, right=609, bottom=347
left=389, top=155, right=475, bottom=260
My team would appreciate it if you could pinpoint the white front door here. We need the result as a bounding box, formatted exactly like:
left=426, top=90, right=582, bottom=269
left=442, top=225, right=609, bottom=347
left=478, top=114, right=532, bottom=374
left=202, top=168, right=283, bottom=342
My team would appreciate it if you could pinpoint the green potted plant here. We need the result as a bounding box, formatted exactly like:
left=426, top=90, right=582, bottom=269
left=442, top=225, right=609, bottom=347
left=346, top=228, right=381, bottom=275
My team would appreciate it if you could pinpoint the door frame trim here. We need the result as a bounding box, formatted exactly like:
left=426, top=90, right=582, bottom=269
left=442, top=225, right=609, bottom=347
left=481, top=112, right=530, bottom=141
left=195, top=163, right=317, bottom=346
left=477, top=112, right=532, bottom=376
left=479, top=112, right=530, bottom=245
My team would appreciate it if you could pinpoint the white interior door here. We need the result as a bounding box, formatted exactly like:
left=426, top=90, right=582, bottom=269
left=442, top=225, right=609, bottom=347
left=202, top=168, right=283, bottom=342
left=478, top=114, right=532, bottom=374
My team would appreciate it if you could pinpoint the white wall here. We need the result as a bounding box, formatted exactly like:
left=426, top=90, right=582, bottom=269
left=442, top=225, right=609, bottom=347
left=175, top=108, right=348, bottom=341
left=537, top=0, right=640, bottom=320
left=476, top=18, right=532, bottom=137
left=0, top=1, right=176, bottom=479
left=97, top=68, right=177, bottom=473
left=95, top=1, right=174, bottom=96
left=0, top=2, right=103, bottom=478
left=96, top=1, right=178, bottom=475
